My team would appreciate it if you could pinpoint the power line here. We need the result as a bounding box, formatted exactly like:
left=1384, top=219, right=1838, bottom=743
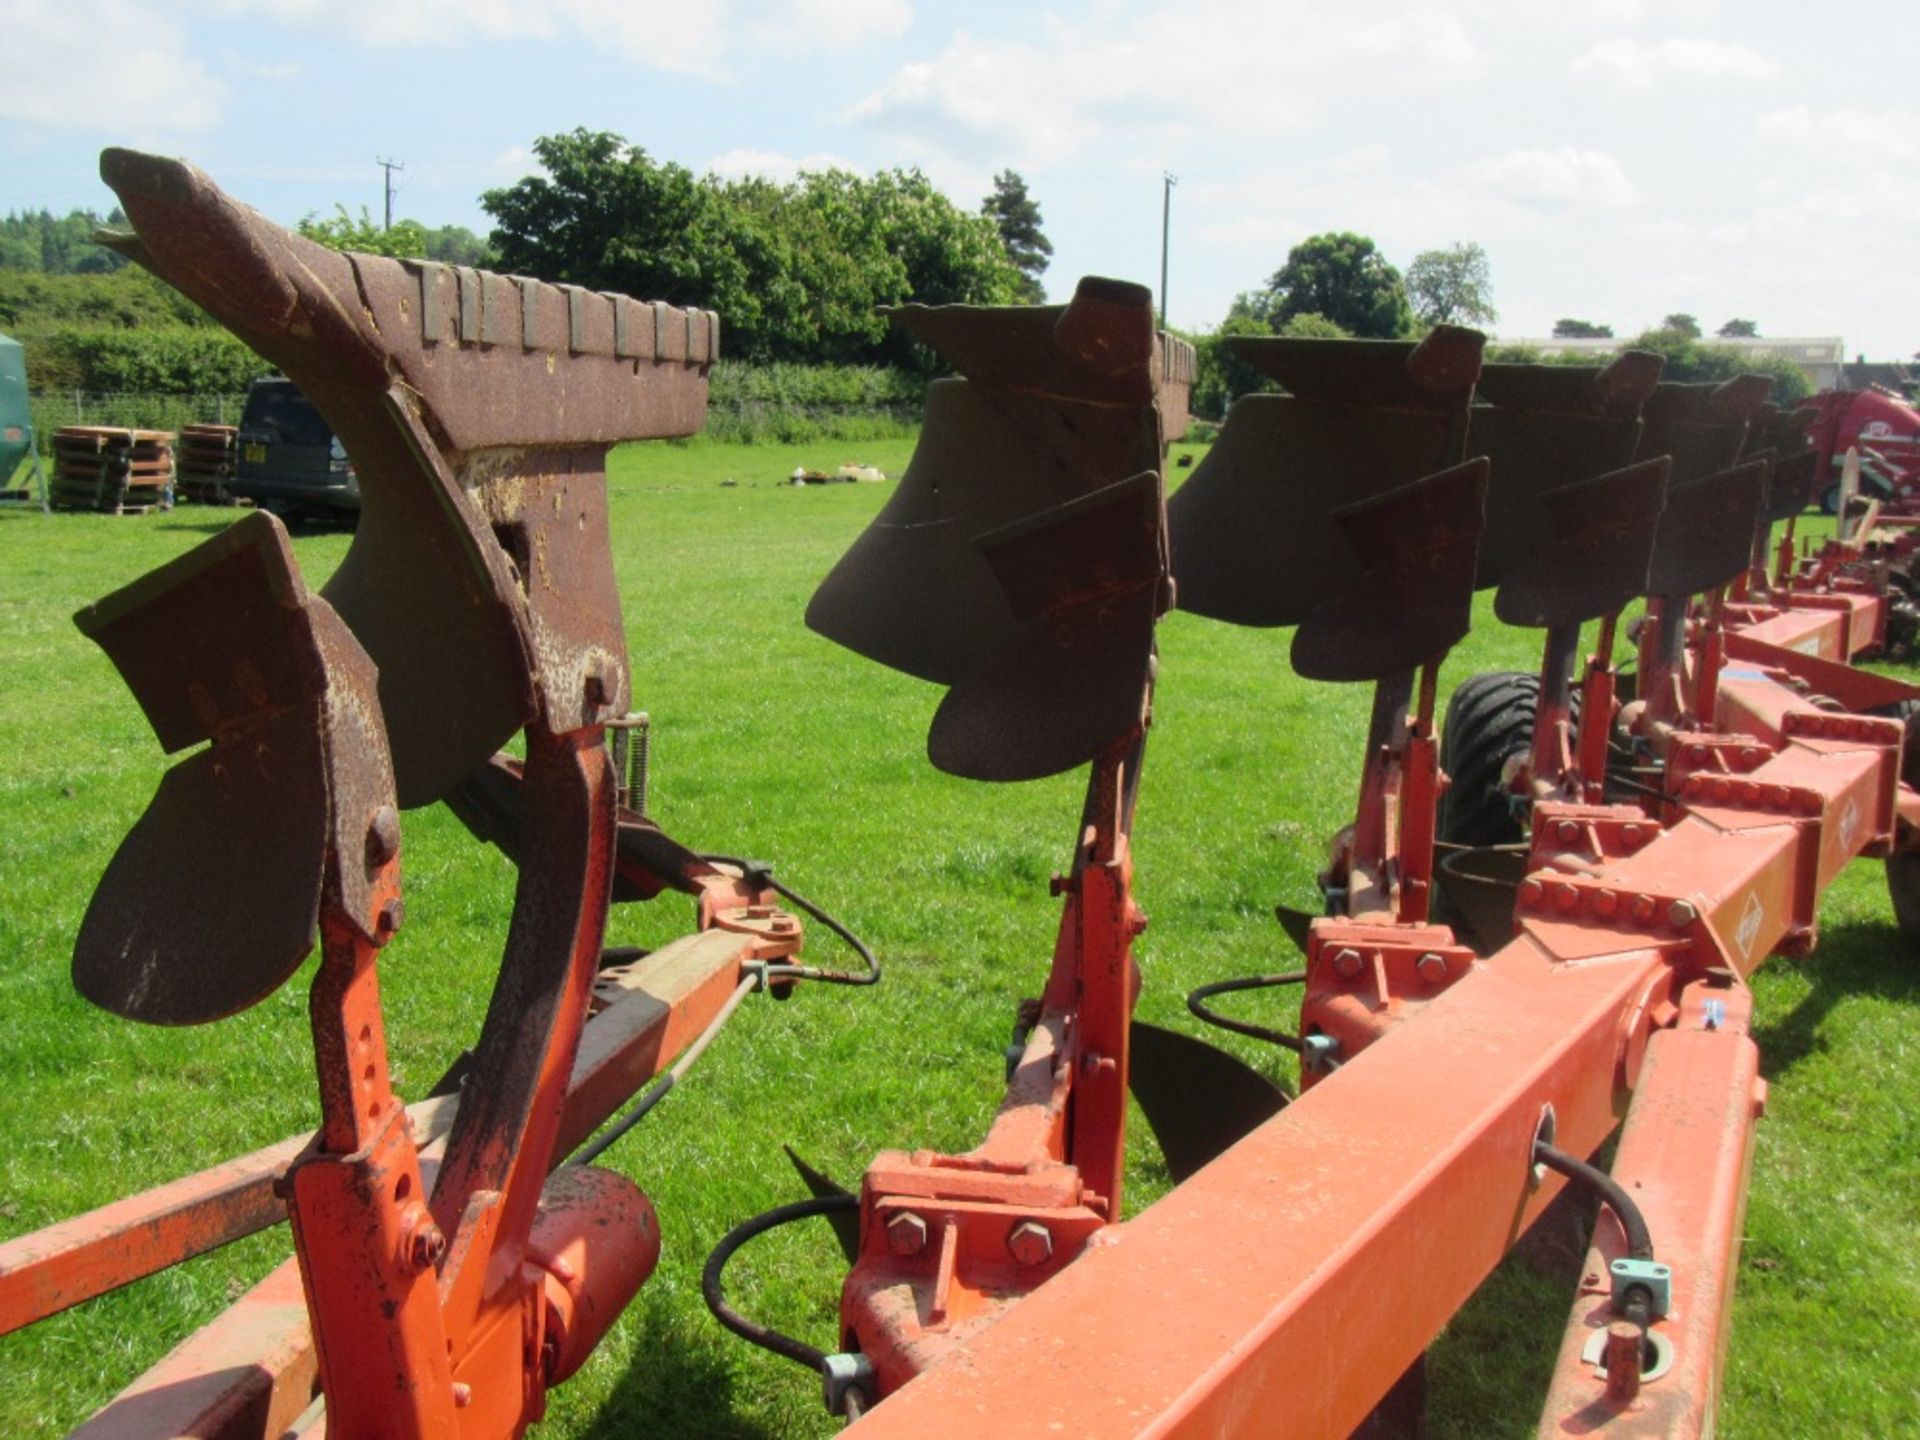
left=1159, top=172, right=1177, bottom=331
left=376, top=157, right=404, bottom=231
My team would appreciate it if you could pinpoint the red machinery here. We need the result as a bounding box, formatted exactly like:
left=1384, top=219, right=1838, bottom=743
left=1802, top=385, right=1920, bottom=513
left=709, top=317, right=1920, bottom=1437
left=0, top=151, right=876, bottom=1438
left=8, top=150, right=1918, bottom=1440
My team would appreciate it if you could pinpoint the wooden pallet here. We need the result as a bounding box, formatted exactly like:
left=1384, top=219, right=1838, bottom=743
left=48, top=426, right=176, bottom=514
left=176, top=424, right=238, bottom=503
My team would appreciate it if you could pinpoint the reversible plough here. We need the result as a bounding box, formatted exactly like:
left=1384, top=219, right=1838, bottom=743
left=3, top=147, right=1917, bottom=1439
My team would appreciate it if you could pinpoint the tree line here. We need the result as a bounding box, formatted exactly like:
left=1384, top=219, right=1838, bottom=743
left=1, top=145, right=1816, bottom=416
left=1185, top=232, right=1811, bottom=419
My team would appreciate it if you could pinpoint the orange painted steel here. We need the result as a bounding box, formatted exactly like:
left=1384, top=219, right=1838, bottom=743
left=1537, top=983, right=1764, bottom=1435
left=842, top=738, right=1147, bottom=1396
left=844, top=657, right=1901, bottom=1438
left=58, top=915, right=786, bottom=1439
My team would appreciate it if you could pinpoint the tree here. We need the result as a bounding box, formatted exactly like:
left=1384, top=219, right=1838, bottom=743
left=482, top=130, right=1022, bottom=368
left=297, top=205, right=428, bottom=259
left=1259, top=232, right=1411, bottom=339
left=1552, top=318, right=1614, bottom=339
left=1717, top=318, right=1759, bottom=338
left=0, top=207, right=131, bottom=274
left=1190, top=310, right=1352, bottom=420
left=1406, top=242, right=1497, bottom=327
left=1627, top=326, right=1810, bottom=404
left=1662, top=313, right=1702, bottom=338
left=981, top=170, right=1051, bottom=304
left=424, top=225, right=491, bottom=267
left=483, top=131, right=727, bottom=306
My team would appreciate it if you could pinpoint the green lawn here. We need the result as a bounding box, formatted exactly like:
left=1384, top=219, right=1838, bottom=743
left=0, top=437, right=1914, bottom=1437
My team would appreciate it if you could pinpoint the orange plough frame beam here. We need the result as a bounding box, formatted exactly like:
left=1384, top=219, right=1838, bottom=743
left=843, top=660, right=1905, bottom=1438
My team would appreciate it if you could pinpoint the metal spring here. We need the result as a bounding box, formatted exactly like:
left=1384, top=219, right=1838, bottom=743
left=608, top=711, right=650, bottom=816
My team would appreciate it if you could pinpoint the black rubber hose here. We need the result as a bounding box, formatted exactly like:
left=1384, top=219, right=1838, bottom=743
left=702, top=855, right=881, bottom=986
left=703, top=1194, right=862, bottom=1373
left=1532, top=1140, right=1654, bottom=1261
left=1186, top=972, right=1309, bottom=1052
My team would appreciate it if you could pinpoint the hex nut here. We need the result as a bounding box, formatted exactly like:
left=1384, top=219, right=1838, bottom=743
left=886, top=1211, right=928, bottom=1257
left=1331, top=947, right=1364, bottom=978
left=1415, top=952, right=1449, bottom=984
left=1007, top=1220, right=1054, bottom=1267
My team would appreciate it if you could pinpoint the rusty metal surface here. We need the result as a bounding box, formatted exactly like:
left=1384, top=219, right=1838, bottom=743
left=1496, top=456, right=1672, bottom=628
left=1230, top=324, right=1484, bottom=405
left=1649, top=460, right=1771, bottom=599
left=1468, top=354, right=1663, bottom=590
left=886, top=278, right=1161, bottom=406
left=927, top=470, right=1167, bottom=780
left=99, top=148, right=711, bottom=806
left=1765, top=448, right=1819, bottom=522
left=1292, top=458, right=1489, bottom=682
left=70, top=512, right=391, bottom=1024
left=1168, top=329, right=1484, bottom=628
left=807, top=278, right=1170, bottom=687
left=1639, top=378, right=1773, bottom=487
left=68, top=145, right=741, bottom=1436
left=447, top=752, right=718, bottom=904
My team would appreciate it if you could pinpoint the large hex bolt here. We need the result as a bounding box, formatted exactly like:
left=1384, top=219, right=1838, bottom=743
left=1331, top=948, right=1364, bottom=979
left=1415, top=952, right=1449, bottom=984
left=886, top=1211, right=928, bottom=1257
left=401, top=1205, right=447, bottom=1273
left=1007, top=1220, right=1054, bottom=1267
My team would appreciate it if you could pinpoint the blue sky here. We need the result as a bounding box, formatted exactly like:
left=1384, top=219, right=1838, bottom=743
left=2, top=0, right=1916, bottom=356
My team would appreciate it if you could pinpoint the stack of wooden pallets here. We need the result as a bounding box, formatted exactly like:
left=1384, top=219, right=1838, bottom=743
left=176, top=423, right=239, bottom=504
left=48, top=427, right=175, bottom=514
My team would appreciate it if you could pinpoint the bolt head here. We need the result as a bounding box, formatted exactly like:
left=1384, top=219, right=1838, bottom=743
left=1331, top=947, right=1363, bottom=978
left=1557, top=819, right=1580, bottom=844
left=1415, top=952, right=1448, bottom=983
left=364, top=805, right=401, bottom=872
left=405, top=1212, right=446, bottom=1272
left=1668, top=900, right=1698, bottom=928
left=376, top=898, right=406, bottom=938
left=1007, top=1220, right=1054, bottom=1267
left=886, top=1211, right=928, bottom=1257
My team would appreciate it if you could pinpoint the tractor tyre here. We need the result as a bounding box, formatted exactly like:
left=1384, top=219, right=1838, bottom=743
left=1438, top=671, right=1544, bottom=849
left=1870, top=698, right=1920, bottom=945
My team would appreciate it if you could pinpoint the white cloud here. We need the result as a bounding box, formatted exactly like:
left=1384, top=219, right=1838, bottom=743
left=851, top=4, right=1479, bottom=168
left=754, top=0, right=910, bottom=50
left=1572, top=36, right=1777, bottom=90
left=707, top=147, right=861, bottom=181
left=204, top=0, right=905, bottom=75
left=1, top=0, right=223, bottom=132
left=1466, top=146, right=1640, bottom=209
left=1756, top=104, right=1920, bottom=166
left=492, top=145, right=538, bottom=175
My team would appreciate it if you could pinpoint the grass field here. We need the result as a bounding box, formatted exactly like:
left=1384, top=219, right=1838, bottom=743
left=1, top=435, right=1915, bottom=1437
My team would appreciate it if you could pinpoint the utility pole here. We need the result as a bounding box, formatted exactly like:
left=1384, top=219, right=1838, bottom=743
left=377, top=157, right=404, bottom=232
left=1159, top=172, right=1177, bottom=331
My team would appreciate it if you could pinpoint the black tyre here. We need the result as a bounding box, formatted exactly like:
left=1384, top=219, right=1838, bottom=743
left=1438, top=671, right=1542, bottom=848
left=1870, top=698, right=1920, bottom=945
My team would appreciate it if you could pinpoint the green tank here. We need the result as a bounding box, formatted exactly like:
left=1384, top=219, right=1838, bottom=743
left=0, top=333, right=30, bottom=488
